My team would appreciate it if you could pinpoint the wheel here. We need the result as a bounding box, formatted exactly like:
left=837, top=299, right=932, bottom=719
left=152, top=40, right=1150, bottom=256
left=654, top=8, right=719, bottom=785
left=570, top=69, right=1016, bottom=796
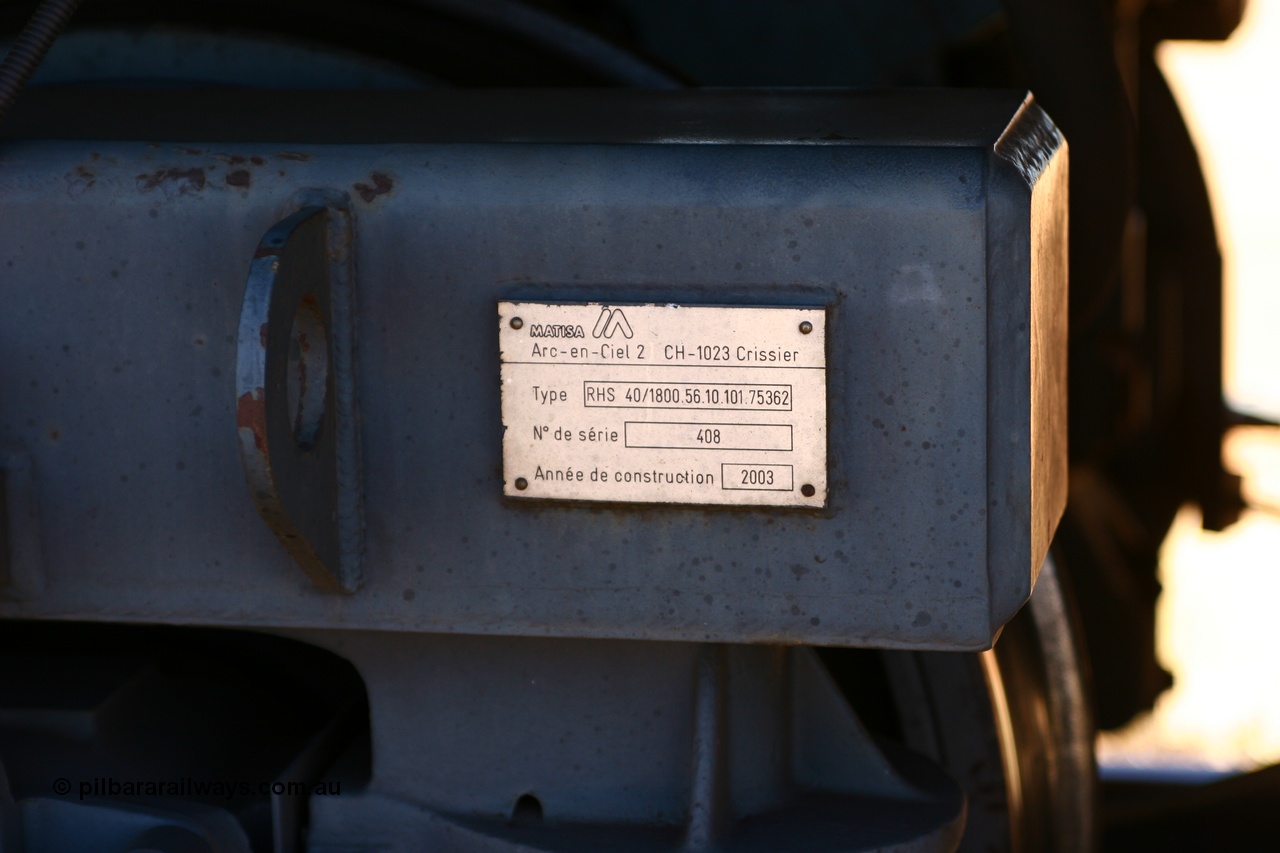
left=823, top=558, right=1097, bottom=852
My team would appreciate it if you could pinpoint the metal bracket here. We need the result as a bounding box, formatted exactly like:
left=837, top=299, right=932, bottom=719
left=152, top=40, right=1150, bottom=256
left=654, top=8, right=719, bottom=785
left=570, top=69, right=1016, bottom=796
left=236, top=197, right=362, bottom=593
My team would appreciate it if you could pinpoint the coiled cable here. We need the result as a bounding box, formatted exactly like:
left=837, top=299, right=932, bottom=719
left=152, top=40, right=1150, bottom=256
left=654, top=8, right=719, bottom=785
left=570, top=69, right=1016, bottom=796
left=0, top=0, right=82, bottom=123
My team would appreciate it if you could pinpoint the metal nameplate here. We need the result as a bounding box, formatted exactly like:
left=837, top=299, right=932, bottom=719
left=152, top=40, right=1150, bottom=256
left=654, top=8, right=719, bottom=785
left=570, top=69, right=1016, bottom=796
left=499, top=302, right=827, bottom=507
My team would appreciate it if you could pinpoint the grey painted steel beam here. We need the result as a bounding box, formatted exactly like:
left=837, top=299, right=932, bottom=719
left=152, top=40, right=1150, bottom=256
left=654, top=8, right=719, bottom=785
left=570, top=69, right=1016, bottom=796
left=0, top=89, right=1066, bottom=650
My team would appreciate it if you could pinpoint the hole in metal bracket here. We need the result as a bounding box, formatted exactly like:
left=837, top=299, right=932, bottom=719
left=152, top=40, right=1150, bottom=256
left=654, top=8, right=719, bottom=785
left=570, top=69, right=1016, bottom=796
left=286, top=294, right=330, bottom=451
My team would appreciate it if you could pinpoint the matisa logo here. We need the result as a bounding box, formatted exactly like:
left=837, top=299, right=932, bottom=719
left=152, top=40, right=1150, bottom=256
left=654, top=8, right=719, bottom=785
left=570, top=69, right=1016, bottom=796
left=529, top=323, right=585, bottom=338
left=592, top=307, right=633, bottom=339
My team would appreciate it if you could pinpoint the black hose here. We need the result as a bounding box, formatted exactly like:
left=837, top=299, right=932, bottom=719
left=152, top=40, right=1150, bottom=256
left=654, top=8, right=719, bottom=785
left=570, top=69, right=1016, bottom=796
left=417, top=0, right=684, bottom=88
left=0, top=0, right=81, bottom=123
left=1000, top=0, right=1136, bottom=338
left=0, top=0, right=681, bottom=90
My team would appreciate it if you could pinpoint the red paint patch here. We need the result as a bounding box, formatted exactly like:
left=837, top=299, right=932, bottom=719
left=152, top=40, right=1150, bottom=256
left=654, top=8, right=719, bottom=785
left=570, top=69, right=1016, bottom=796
left=236, top=389, right=268, bottom=453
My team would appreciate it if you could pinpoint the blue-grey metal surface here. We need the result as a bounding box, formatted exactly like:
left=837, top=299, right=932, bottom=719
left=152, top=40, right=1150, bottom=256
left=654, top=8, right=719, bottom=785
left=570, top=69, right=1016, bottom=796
left=0, top=89, right=1066, bottom=650
left=287, top=631, right=966, bottom=852
left=13, top=798, right=253, bottom=853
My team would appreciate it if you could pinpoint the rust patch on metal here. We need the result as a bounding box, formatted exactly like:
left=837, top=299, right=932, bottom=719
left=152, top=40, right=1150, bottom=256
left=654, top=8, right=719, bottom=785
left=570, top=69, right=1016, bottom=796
left=65, top=165, right=96, bottom=198
left=136, top=167, right=207, bottom=197
left=353, top=172, right=394, bottom=203
left=251, top=156, right=266, bottom=166
left=226, top=170, right=252, bottom=188
left=236, top=388, right=268, bottom=453
left=259, top=321, right=270, bottom=350
left=254, top=245, right=283, bottom=260
left=278, top=151, right=310, bottom=162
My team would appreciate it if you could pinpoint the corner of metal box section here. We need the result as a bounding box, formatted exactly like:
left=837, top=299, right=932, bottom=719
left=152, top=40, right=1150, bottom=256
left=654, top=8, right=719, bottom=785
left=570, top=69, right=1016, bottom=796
left=983, top=118, right=1067, bottom=642
left=979, top=123, right=1055, bottom=652
left=264, top=613, right=1001, bottom=657
left=9, top=596, right=1004, bottom=655
left=992, top=92, right=1067, bottom=190
left=985, top=572, right=1033, bottom=650
left=799, top=629, right=1001, bottom=654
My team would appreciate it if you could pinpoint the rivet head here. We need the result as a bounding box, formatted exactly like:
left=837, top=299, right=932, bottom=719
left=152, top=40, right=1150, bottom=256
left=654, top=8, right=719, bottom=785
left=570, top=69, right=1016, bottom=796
left=510, top=317, right=524, bottom=330
left=799, top=321, right=813, bottom=335
left=801, top=484, right=816, bottom=497
left=515, top=477, right=529, bottom=490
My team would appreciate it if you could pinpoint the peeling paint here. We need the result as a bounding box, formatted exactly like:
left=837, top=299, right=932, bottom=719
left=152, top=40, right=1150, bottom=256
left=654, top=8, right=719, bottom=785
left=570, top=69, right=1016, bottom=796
left=136, top=167, right=207, bottom=198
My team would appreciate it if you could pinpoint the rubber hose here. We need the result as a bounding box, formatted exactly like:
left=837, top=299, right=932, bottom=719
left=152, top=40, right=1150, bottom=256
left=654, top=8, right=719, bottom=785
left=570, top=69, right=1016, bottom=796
left=412, top=0, right=683, bottom=88
left=1000, top=0, right=1137, bottom=338
left=0, top=0, right=83, bottom=124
